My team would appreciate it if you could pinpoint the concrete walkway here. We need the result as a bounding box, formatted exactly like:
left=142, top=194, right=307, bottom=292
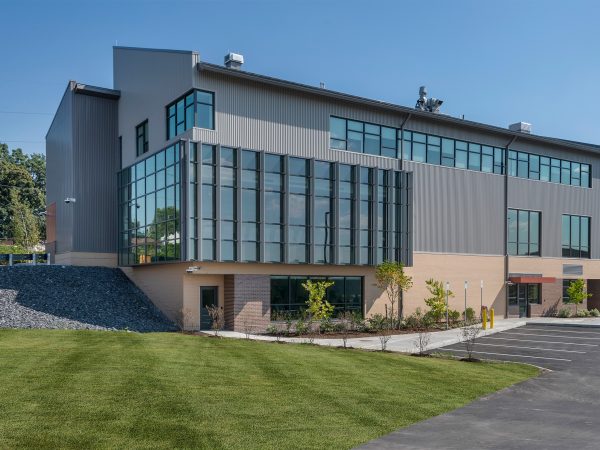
left=209, top=318, right=527, bottom=353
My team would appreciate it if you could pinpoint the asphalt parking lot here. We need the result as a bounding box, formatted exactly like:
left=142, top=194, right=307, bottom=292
left=438, top=323, right=600, bottom=370
left=360, top=324, right=600, bottom=449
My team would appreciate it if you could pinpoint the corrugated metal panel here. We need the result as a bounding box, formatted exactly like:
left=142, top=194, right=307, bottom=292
left=509, top=177, right=600, bottom=258
left=114, top=47, right=195, bottom=168
left=405, top=161, right=505, bottom=255
left=72, top=93, right=119, bottom=253
left=193, top=71, right=403, bottom=169
left=46, top=85, right=74, bottom=254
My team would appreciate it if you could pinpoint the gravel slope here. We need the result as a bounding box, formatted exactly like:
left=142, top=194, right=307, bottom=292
left=0, top=265, right=176, bottom=332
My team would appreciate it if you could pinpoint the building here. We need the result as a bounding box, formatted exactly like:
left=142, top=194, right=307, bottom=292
left=46, top=46, right=600, bottom=331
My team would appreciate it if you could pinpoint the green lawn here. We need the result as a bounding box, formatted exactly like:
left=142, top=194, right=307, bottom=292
left=0, top=330, right=538, bottom=449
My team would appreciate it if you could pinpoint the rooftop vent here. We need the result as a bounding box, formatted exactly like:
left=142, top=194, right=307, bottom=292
left=509, top=122, right=532, bottom=134
left=224, top=52, right=244, bottom=70
left=415, top=86, right=443, bottom=113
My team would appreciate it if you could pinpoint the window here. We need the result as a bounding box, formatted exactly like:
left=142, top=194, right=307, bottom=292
left=241, top=150, right=260, bottom=262
left=562, top=215, right=590, bottom=258
left=329, top=116, right=397, bottom=158
left=270, top=276, right=363, bottom=317
left=314, top=160, right=333, bottom=264
left=118, top=143, right=181, bottom=265
left=359, top=167, right=373, bottom=264
left=220, top=147, right=237, bottom=261
left=136, top=120, right=148, bottom=156
left=338, top=164, right=355, bottom=264
left=197, top=90, right=214, bottom=130
left=200, top=144, right=217, bottom=261
left=330, top=116, right=590, bottom=187
left=288, top=157, right=310, bottom=263
left=167, top=90, right=214, bottom=140
left=507, top=209, right=541, bottom=256
left=264, top=154, right=284, bottom=262
left=562, top=279, right=572, bottom=302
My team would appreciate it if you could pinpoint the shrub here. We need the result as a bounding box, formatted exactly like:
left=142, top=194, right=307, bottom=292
left=448, top=309, right=461, bottom=324
left=404, top=307, right=433, bottom=330
left=576, top=309, right=591, bottom=318
left=464, top=307, right=476, bottom=323
left=590, top=308, right=600, bottom=317
left=266, top=324, right=279, bottom=335
left=295, top=317, right=309, bottom=335
left=368, top=314, right=387, bottom=332
left=558, top=307, right=571, bottom=318
left=351, top=311, right=367, bottom=332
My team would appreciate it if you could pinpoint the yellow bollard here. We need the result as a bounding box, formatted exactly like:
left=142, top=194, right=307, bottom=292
left=490, top=308, right=495, bottom=329
left=482, top=308, right=487, bottom=330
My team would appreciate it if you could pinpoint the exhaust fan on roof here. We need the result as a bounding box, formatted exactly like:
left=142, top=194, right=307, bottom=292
left=224, top=53, right=244, bottom=70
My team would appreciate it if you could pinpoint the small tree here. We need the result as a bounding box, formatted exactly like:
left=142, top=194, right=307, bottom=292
left=206, top=305, right=224, bottom=336
left=424, top=279, right=454, bottom=322
left=338, top=310, right=354, bottom=349
left=302, top=280, right=335, bottom=320
left=375, top=261, right=413, bottom=326
left=461, top=322, right=482, bottom=361
left=566, top=279, right=592, bottom=315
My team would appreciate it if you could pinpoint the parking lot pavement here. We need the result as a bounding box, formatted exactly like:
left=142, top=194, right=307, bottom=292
left=359, top=324, right=600, bottom=449
left=436, top=323, right=600, bottom=370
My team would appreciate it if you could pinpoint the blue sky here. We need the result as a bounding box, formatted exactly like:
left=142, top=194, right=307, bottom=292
left=1, top=0, right=599, bottom=155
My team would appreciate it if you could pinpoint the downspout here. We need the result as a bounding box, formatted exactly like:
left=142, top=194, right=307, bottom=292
left=504, top=135, right=517, bottom=318
left=398, top=112, right=411, bottom=323
left=399, top=113, right=412, bottom=171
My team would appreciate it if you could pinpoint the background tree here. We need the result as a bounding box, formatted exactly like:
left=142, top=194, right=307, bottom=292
left=375, top=261, right=413, bottom=326
left=0, top=143, right=46, bottom=242
left=566, top=279, right=592, bottom=315
left=9, top=189, right=40, bottom=250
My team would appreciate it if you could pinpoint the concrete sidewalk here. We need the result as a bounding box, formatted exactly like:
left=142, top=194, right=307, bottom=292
left=209, top=318, right=527, bottom=353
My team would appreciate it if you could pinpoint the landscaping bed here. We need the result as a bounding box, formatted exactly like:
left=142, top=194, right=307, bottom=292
left=0, top=329, right=538, bottom=449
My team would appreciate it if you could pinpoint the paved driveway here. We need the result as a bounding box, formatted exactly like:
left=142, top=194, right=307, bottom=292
left=359, top=324, right=600, bottom=449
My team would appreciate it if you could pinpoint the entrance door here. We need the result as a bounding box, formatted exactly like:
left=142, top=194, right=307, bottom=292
left=200, top=286, right=218, bottom=330
left=517, top=284, right=528, bottom=318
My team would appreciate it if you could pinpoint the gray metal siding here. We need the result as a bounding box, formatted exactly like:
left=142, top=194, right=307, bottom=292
left=193, top=71, right=400, bottom=169
left=46, top=86, right=74, bottom=254
left=72, top=93, right=119, bottom=253
left=508, top=176, right=600, bottom=259
left=114, top=47, right=196, bottom=168
left=405, top=161, right=505, bottom=255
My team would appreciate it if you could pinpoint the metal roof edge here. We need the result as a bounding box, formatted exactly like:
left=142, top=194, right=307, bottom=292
left=114, top=45, right=197, bottom=56
left=197, top=62, right=600, bottom=155
left=72, top=82, right=120, bottom=99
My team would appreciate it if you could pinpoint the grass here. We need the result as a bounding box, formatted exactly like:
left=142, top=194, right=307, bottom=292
left=0, top=330, right=538, bottom=449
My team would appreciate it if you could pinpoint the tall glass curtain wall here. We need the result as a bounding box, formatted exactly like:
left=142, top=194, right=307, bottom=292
left=330, top=116, right=591, bottom=188
left=119, top=143, right=182, bottom=265
left=188, top=144, right=411, bottom=265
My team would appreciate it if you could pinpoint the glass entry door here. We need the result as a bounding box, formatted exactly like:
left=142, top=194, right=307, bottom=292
left=517, top=284, right=528, bottom=318
left=509, top=283, right=541, bottom=318
left=200, top=286, right=218, bottom=330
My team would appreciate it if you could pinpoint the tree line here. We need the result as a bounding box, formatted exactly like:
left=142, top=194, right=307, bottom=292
left=0, top=143, right=46, bottom=250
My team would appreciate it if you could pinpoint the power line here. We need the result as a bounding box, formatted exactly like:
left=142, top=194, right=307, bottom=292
left=0, top=111, right=53, bottom=116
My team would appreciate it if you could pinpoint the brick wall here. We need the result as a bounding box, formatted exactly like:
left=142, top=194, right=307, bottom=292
left=529, top=279, right=588, bottom=317
left=223, top=274, right=270, bottom=332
